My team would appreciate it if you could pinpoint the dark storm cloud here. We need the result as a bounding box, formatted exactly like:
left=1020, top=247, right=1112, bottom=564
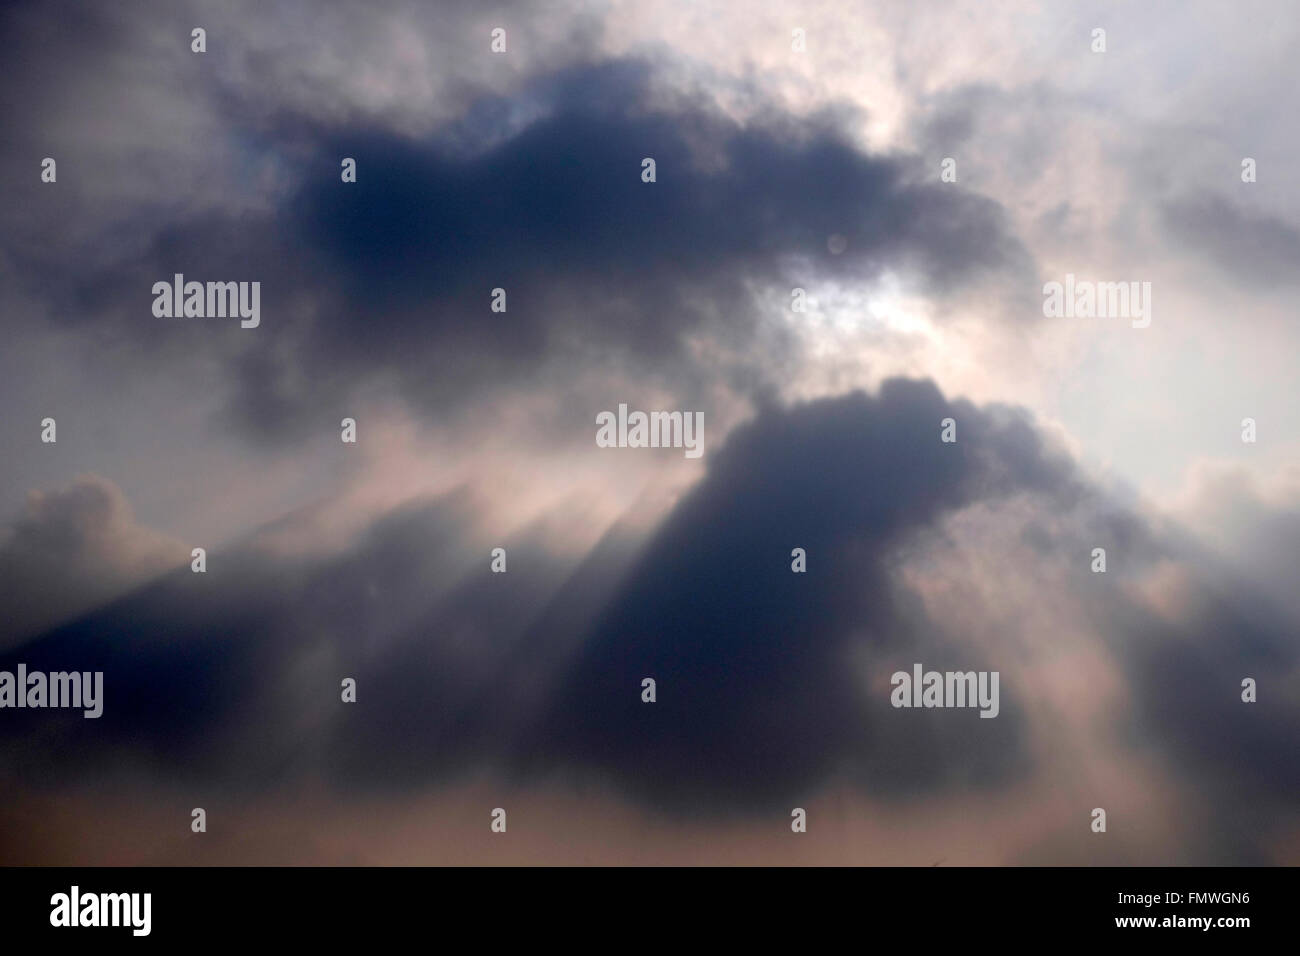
left=3, top=15, right=1033, bottom=442
left=262, top=68, right=1030, bottom=422
left=2, top=378, right=1297, bottom=836
left=1160, top=194, right=1300, bottom=288
left=1, top=379, right=1076, bottom=812
left=286, top=60, right=1029, bottom=311
left=524, top=378, right=1079, bottom=809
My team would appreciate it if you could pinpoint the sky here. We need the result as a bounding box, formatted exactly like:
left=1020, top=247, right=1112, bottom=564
left=0, top=0, right=1297, bottom=864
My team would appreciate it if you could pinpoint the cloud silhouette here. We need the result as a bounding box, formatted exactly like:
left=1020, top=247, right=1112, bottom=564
left=5, top=49, right=1032, bottom=444
left=0, top=475, right=182, bottom=648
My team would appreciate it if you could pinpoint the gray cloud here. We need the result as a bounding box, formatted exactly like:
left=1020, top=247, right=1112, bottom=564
left=3, top=4, right=1034, bottom=445
left=1161, top=193, right=1300, bottom=288
left=2, top=378, right=1297, bottom=861
left=3, top=0, right=1298, bottom=867
left=0, top=475, right=182, bottom=649
left=0, top=381, right=1078, bottom=804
